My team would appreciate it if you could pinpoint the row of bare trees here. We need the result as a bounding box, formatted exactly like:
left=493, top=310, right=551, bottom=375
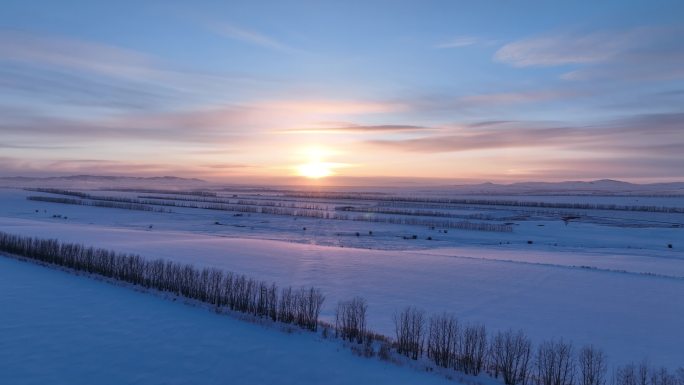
left=337, top=205, right=499, bottom=221
left=285, top=192, right=684, bottom=214
left=27, top=196, right=169, bottom=213
left=614, top=361, right=684, bottom=385
left=25, top=188, right=89, bottom=198
left=108, top=188, right=217, bottom=197
left=0, top=232, right=323, bottom=331
left=389, top=306, right=682, bottom=385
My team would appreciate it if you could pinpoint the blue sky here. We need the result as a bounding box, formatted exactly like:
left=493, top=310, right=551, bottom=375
left=1, top=0, right=683, bottom=182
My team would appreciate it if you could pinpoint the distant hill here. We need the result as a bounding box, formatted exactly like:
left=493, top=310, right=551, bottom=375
left=2, top=175, right=683, bottom=195
left=0, top=175, right=207, bottom=189
left=446, top=179, right=684, bottom=195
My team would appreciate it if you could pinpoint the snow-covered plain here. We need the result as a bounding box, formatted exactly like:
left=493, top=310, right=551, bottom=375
left=1, top=186, right=683, bottom=372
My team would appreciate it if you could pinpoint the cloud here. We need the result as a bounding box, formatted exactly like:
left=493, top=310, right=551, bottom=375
left=459, top=90, right=578, bottom=105
left=203, top=163, right=254, bottom=169
left=0, top=30, right=157, bottom=79
left=369, top=124, right=577, bottom=153
left=0, top=64, right=176, bottom=110
left=494, top=27, right=684, bottom=81
left=368, top=113, right=684, bottom=154
left=0, top=143, right=74, bottom=150
left=434, top=36, right=488, bottom=49
left=0, top=30, right=275, bottom=111
left=517, top=157, right=684, bottom=180
left=0, top=97, right=411, bottom=146
left=285, top=123, right=434, bottom=134
left=207, top=22, right=295, bottom=52
left=257, top=100, right=406, bottom=115
left=494, top=31, right=627, bottom=67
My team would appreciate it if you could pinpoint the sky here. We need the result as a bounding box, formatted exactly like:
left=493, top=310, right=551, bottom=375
left=1, top=0, right=683, bottom=184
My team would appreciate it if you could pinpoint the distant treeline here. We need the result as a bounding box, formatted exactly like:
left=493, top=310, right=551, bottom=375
left=105, top=188, right=217, bottom=197
left=138, top=198, right=511, bottom=232
left=336, top=205, right=504, bottom=221
left=0, top=232, right=323, bottom=331
left=28, top=190, right=512, bottom=232
left=285, top=193, right=684, bottom=214
left=139, top=195, right=329, bottom=211
left=25, top=188, right=89, bottom=198
left=26, top=187, right=217, bottom=198
left=0, top=232, right=681, bottom=385
left=27, top=196, right=169, bottom=213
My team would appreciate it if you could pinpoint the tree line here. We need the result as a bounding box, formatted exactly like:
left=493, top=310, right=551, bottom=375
left=108, top=188, right=218, bottom=197
left=139, top=195, right=329, bottom=211
left=347, top=304, right=682, bottom=385
left=336, top=205, right=500, bottom=221
left=285, top=193, right=684, bottom=214
left=25, top=188, right=89, bottom=198
left=0, top=232, right=323, bottom=331
left=26, top=187, right=217, bottom=198
left=27, top=196, right=169, bottom=213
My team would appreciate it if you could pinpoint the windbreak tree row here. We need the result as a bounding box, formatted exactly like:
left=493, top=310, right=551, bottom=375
left=336, top=205, right=501, bottom=221
left=286, top=192, right=684, bottom=214
left=0, top=232, right=324, bottom=331
left=27, top=196, right=170, bottom=212
left=25, top=187, right=217, bottom=198
left=389, top=306, right=682, bottom=385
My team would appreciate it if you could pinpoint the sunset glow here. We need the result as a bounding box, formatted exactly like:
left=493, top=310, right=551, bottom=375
left=297, top=162, right=333, bottom=179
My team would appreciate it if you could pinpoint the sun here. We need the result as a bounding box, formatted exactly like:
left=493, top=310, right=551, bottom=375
left=297, top=161, right=333, bottom=179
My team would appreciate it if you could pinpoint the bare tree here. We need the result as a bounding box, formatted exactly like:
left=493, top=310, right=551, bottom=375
left=579, top=345, right=607, bottom=385
left=535, top=339, right=575, bottom=385
left=650, top=367, right=679, bottom=385
left=615, top=363, right=637, bottom=385
left=393, top=306, right=425, bottom=360
left=491, top=329, right=532, bottom=385
left=295, top=287, right=325, bottom=331
left=427, top=313, right=459, bottom=368
left=457, top=322, right=487, bottom=375
left=278, top=287, right=295, bottom=323
left=638, top=361, right=650, bottom=385
left=335, top=296, right=367, bottom=343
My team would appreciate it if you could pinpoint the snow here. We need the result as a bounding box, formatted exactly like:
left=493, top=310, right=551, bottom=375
left=0, top=256, right=456, bottom=385
left=2, top=187, right=683, bottom=371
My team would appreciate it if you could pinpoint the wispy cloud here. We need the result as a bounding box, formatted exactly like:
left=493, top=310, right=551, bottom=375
left=0, top=30, right=157, bottom=79
left=494, top=27, right=684, bottom=81
left=459, top=90, right=578, bottom=105
left=516, top=157, right=684, bottom=181
left=285, top=123, right=435, bottom=134
left=0, top=30, right=274, bottom=111
left=367, top=113, right=684, bottom=154
left=0, top=98, right=410, bottom=146
left=494, top=31, right=626, bottom=67
left=434, top=36, right=486, bottom=49
left=207, top=22, right=295, bottom=52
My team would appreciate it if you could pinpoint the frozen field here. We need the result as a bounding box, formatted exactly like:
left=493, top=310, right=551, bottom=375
left=1, top=186, right=683, bottom=370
